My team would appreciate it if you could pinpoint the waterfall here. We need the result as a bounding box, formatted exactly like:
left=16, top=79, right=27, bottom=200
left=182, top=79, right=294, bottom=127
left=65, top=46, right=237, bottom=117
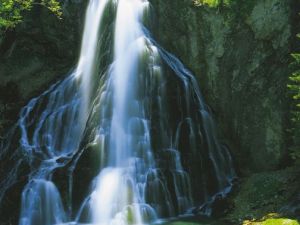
left=76, top=0, right=110, bottom=119
left=0, top=0, right=236, bottom=224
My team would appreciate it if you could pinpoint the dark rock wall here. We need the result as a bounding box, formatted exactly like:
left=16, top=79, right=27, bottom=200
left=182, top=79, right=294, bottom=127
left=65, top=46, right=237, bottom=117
left=149, top=0, right=300, bottom=173
left=0, top=0, right=86, bottom=137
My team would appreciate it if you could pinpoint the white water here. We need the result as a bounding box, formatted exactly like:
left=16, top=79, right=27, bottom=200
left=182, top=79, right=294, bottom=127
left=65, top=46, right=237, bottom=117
left=76, top=0, right=110, bottom=119
left=90, top=1, right=161, bottom=224
left=17, top=75, right=83, bottom=225
left=18, top=0, right=112, bottom=224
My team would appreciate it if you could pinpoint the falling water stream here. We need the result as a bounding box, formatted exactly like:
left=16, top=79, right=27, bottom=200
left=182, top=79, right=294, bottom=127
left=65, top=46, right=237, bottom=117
left=0, top=0, right=236, bottom=225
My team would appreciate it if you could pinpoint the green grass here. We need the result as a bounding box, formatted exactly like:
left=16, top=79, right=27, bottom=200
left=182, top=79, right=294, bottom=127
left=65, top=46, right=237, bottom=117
left=263, top=219, right=300, bottom=225
left=244, top=218, right=300, bottom=225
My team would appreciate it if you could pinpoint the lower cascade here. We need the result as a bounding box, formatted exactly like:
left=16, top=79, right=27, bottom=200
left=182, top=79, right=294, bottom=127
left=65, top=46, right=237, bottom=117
left=0, top=0, right=236, bottom=224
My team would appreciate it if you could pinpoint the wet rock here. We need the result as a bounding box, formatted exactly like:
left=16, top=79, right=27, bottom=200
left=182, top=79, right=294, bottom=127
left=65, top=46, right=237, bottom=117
left=280, top=192, right=300, bottom=220
left=211, top=195, right=234, bottom=218
left=0, top=1, right=86, bottom=224
left=226, top=166, right=300, bottom=222
left=149, top=0, right=299, bottom=173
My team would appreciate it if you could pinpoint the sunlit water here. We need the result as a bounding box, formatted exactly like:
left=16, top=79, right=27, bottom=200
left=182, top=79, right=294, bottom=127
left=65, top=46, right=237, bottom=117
left=0, top=0, right=236, bottom=225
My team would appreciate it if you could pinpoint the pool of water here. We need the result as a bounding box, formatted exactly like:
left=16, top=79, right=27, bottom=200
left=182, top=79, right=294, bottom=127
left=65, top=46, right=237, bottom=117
left=152, top=216, right=230, bottom=225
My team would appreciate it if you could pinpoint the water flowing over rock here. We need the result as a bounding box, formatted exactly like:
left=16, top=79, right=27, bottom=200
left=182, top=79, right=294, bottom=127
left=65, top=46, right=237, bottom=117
left=0, top=0, right=236, bottom=224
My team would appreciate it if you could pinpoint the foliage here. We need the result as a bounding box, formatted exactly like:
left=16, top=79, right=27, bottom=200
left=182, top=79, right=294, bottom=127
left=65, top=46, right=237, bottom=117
left=243, top=213, right=300, bottom=225
left=0, top=0, right=62, bottom=29
left=227, top=167, right=300, bottom=222
left=193, top=0, right=227, bottom=7
left=193, top=0, right=247, bottom=8
left=193, top=0, right=256, bottom=19
left=287, top=33, right=300, bottom=162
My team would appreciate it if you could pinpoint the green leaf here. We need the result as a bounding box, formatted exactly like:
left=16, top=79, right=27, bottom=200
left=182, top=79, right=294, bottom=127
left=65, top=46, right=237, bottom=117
left=0, top=0, right=62, bottom=29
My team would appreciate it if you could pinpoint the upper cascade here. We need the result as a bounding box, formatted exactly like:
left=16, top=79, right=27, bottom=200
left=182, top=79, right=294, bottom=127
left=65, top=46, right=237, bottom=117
left=0, top=0, right=236, bottom=224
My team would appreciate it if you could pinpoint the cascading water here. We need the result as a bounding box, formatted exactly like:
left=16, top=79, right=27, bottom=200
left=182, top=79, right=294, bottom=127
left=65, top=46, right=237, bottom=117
left=0, top=0, right=236, bottom=224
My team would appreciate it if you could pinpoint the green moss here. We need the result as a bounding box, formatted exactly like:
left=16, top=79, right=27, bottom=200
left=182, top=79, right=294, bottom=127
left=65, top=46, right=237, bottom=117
left=227, top=167, right=300, bottom=222
left=243, top=218, right=300, bottom=225
left=194, top=0, right=255, bottom=9
left=263, top=218, right=299, bottom=225
left=194, top=0, right=221, bottom=7
left=126, top=207, right=134, bottom=224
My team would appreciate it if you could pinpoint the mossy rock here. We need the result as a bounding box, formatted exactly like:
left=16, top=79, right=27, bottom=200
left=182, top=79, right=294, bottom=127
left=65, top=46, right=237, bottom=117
left=150, top=0, right=295, bottom=173
left=227, top=167, right=300, bottom=222
left=243, top=217, right=300, bottom=225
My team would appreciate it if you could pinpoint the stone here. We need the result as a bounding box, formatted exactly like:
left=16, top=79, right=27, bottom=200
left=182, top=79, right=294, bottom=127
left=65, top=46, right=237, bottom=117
left=149, top=0, right=297, bottom=173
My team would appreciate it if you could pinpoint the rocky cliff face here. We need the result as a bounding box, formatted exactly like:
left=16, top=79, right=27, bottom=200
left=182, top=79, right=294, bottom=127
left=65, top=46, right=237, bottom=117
left=0, top=0, right=297, bottom=175
left=0, top=0, right=86, bottom=137
left=149, top=0, right=300, bottom=173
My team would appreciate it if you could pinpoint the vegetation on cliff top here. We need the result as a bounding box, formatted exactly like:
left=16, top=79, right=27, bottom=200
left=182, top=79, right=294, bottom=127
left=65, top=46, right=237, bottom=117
left=193, top=0, right=253, bottom=8
left=0, top=0, right=61, bottom=29
left=193, top=0, right=241, bottom=7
